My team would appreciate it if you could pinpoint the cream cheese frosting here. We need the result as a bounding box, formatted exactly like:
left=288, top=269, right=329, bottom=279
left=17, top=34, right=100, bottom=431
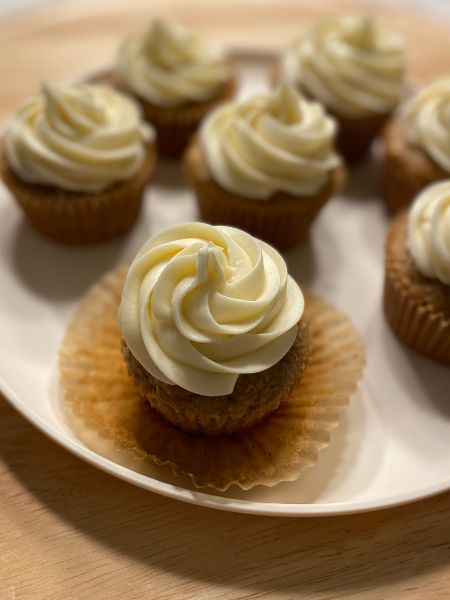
left=407, top=180, right=450, bottom=286
left=281, top=15, right=405, bottom=118
left=405, top=77, right=450, bottom=173
left=119, top=222, right=304, bottom=396
left=117, top=19, right=229, bottom=108
left=4, top=82, right=153, bottom=192
left=200, top=82, right=341, bottom=200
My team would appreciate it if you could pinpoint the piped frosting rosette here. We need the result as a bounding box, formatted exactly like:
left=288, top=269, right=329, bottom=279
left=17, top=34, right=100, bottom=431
left=119, top=222, right=304, bottom=396
left=4, top=82, right=153, bottom=192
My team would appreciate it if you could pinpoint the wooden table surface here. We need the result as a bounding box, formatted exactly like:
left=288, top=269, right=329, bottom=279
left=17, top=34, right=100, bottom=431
left=0, top=1, right=449, bottom=598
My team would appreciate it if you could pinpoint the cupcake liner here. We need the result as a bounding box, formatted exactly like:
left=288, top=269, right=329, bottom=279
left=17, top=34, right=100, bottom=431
left=336, top=111, right=391, bottom=164
left=60, top=266, right=365, bottom=491
left=94, top=70, right=238, bottom=158
left=384, top=212, right=450, bottom=363
left=183, top=138, right=346, bottom=250
left=382, top=119, right=449, bottom=214
left=1, top=144, right=156, bottom=244
left=121, top=321, right=309, bottom=436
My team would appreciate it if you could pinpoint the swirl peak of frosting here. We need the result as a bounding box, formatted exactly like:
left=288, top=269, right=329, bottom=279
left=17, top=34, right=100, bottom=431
left=405, top=77, right=450, bottom=173
left=407, top=180, right=450, bottom=286
left=200, top=82, right=341, bottom=200
left=4, top=82, right=153, bottom=192
left=119, top=222, right=304, bottom=396
left=281, top=15, right=405, bottom=118
left=117, top=19, right=229, bottom=107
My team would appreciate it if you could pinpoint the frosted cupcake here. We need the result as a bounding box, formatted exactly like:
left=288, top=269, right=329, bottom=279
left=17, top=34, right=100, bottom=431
left=1, top=82, right=156, bottom=244
left=184, top=83, right=345, bottom=250
left=383, top=78, right=450, bottom=214
left=279, top=15, right=405, bottom=162
left=119, top=222, right=308, bottom=435
left=384, top=180, right=450, bottom=363
left=114, top=19, right=236, bottom=157
left=61, top=223, right=365, bottom=488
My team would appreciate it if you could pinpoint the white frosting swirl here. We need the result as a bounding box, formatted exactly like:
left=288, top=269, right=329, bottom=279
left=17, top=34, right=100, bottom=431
left=200, top=83, right=341, bottom=200
left=119, top=223, right=304, bottom=396
left=407, top=181, right=450, bottom=286
left=406, top=78, right=450, bottom=173
left=117, top=19, right=229, bottom=108
left=281, top=15, right=405, bottom=118
left=4, top=82, right=153, bottom=192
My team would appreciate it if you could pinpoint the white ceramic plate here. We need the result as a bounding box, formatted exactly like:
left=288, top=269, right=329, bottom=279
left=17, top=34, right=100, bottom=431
left=1, top=53, right=449, bottom=517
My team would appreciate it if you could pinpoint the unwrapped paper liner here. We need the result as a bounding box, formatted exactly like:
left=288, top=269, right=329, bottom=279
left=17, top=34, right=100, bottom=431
left=60, top=266, right=365, bottom=491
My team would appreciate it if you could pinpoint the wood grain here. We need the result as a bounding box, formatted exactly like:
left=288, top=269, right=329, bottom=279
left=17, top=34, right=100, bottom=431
left=2, top=0, right=450, bottom=119
left=0, top=1, right=450, bottom=598
left=1, top=399, right=449, bottom=600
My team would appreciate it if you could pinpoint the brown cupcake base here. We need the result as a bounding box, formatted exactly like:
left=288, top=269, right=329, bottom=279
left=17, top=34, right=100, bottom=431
left=384, top=211, right=450, bottom=364
left=382, top=118, right=449, bottom=214
left=335, top=110, right=391, bottom=164
left=183, top=138, right=345, bottom=250
left=97, top=69, right=237, bottom=158
left=121, top=322, right=309, bottom=436
left=60, top=266, right=365, bottom=490
left=1, top=143, right=156, bottom=245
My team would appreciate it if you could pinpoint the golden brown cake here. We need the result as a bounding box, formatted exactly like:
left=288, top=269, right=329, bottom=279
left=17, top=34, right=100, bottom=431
left=383, top=78, right=450, bottom=214
left=122, top=322, right=309, bottom=436
left=278, top=15, right=405, bottom=163
left=2, top=82, right=156, bottom=244
left=184, top=83, right=345, bottom=250
left=114, top=19, right=237, bottom=158
left=384, top=184, right=450, bottom=364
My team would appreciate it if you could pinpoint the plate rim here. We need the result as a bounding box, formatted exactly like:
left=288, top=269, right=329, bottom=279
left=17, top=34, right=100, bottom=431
left=2, top=376, right=449, bottom=517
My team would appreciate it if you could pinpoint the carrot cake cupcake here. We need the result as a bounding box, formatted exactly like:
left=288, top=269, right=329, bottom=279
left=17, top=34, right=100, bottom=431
left=119, top=222, right=308, bottom=435
left=384, top=180, right=450, bottom=363
left=184, top=82, right=345, bottom=249
left=60, top=222, right=365, bottom=488
left=115, top=19, right=236, bottom=157
left=279, top=15, right=405, bottom=162
left=383, top=77, right=450, bottom=214
left=1, top=82, right=156, bottom=244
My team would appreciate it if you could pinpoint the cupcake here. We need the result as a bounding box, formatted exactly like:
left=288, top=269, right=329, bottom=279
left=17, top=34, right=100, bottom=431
left=279, top=15, right=405, bottom=162
left=384, top=180, right=450, bottom=364
left=183, top=83, right=345, bottom=250
left=60, top=223, right=365, bottom=489
left=113, top=19, right=237, bottom=158
left=1, top=82, right=156, bottom=244
left=118, top=222, right=308, bottom=435
left=383, top=77, right=450, bottom=214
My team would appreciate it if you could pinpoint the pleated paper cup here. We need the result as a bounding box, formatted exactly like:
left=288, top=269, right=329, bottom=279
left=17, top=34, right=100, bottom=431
left=1, top=144, right=156, bottom=245
left=384, top=211, right=450, bottom=364
left=60, top=266, right=365, bottom=491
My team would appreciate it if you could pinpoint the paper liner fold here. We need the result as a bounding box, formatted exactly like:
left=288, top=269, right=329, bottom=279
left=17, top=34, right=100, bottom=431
left=0, top=144, right=156, bottom=244
left=60, top=266, right=365, bottom=491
